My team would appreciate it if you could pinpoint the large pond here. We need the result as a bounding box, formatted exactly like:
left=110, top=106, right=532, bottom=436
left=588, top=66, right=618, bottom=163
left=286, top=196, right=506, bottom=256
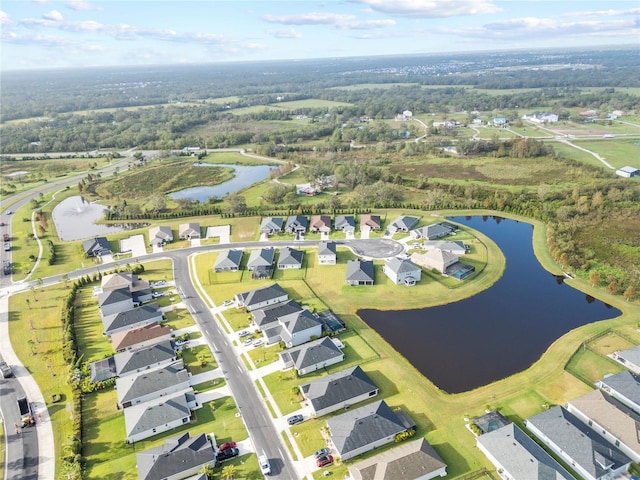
left=168, top=163, right=273, bottom=203
left=359, top=216, right=620, bottom=394
left=52, top=195, right=132, bottom=241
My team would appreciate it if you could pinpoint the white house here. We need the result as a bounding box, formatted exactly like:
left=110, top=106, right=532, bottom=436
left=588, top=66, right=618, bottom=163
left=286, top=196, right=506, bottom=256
left=235, top=283, right=288, bottom=311
left=124, top=390, right=193, bottom=443
left=317, top=241, right=337, bottom=265
left=383, top=257, right=422, bottom=286
left=522, top=112, right=559, bottom=124
left=136, top=433, right=216, bottom=480
left=116, top=361, right=189, bottom=409
left=279, top=336, right=344, bottom=375
left=178, top=223, right=200, bottom=240
left=616, top=166, right=639, bottom=178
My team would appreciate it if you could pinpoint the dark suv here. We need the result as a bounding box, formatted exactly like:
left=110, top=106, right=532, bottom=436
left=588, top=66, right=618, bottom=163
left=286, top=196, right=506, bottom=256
left=216, top=447, right=239, bottom=463
left=287, top=414, right=304, bottom=425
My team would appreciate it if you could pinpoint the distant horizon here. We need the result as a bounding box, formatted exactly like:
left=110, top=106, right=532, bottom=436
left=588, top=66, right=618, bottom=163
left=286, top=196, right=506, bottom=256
left=1, top=0, right=638, bottom=72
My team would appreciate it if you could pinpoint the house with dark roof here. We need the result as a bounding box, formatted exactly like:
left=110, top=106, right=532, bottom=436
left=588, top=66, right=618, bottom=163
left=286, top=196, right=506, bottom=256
left=136, top=432, right=215, bottom=480
left=360, top=214, right=381, bottom=231
left=477, top=423, right=574, bottom=480
left=284, top=215, right=308, bottom=234
left=148, top=226, right=173, bottom=246
left=317, top=241, right=337, bottom=265
left=214, top=249, right=243, bottom=273
left=178, top=223, right=201, bottom=240
left=279, top=336, right=344, bottom=375
left=348, top=438, right=447, bottom=480
left=346, top=259, right=374, bottom=286
left=99, top=287, right=135, bottom=317
left=101, top=272, right=152, bottom=303
left=247, top=248, right=275, bottom=271
left=300, top=365, right=378, bottom=417
left=310, top=215, right=332, bottom=233
left=102, top=303, right=163, bottom=337
left=334, top=215, right=356, bottom=233
left=525, top=406, right=632, bottom=480
left=265, top=308, right=322, bottom=347
left=411, top=224, right=451, bottom=241
left=277, top=247, right=304, bottom=269
left=89, top=357, right=117, bottom=383
left=326, top=400, right=415, bottom=460
left=611, top=345, right=640, bottom=374
left=260, top=217, right=283, bottom=234
left=116, top=361, right=189, bottom=408
left=252, top=299, right=303, bottom=329
left=235, top=283, right=288, bottom=311
left=383, top=258, right=421, bottom=286
left=82, top=236, right=111, bottom=257
left=598, top=370, right=640, bottom=413
left=114, top=340, right=177, bottom=378
left=111, top=323, right=172, bottom=352
left=124, top=390, right=193, bottom=443
left=388, top=215, right=419, bottom=234
left=567, top=389, right=640, bottom=462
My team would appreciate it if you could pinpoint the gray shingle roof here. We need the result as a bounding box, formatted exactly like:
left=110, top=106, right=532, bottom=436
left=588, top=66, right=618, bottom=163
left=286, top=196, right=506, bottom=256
left=99, top=287, right=133, bottom=307
left=616, top=345, right=640, bottom=368
left=114, top=340, right=176, bottom=376
left=149, top=226, right=173, bottom=244
left=412, top=224, right=451, bottom=240
left=277, top=247, right=303, bottom=267
left=136, top=432, right=215, bottom=480
left=124, top=391, right=191, bottom=440
left=247, top=248, right=275, bottom=269
left=477, top=423, right=574, bottom=480
left=335, top=215, right=355, bottom=230
left=300, top=366, right=378, bottom=414
left=82, top=236, right=111, bottom=256
left=326, top=400, right=409, bottom=457
left=116, top=361, right=188, bottom=405
left=318, top=241, right=337, bottom=256
left=389, top=215, right=419, bottom=231
left=285, top=215, right=308, bottom=233
left=281, top=336, right=343, bottom=371
left=260, top=217, right=283, bottom=232
left=599, top=370, right=640, bottom=408
left=526, top=406, right=631, bottom=478
left=214, top=249, right=243, bottom=270
left=236, top=283, right=288, bottom=309
left=385, top=257, right=420, bottom=275
left=252, top=299, right=303, bottom=328
left=346, top=259, right=374, bottom=283
left=279, top=309, right=321, bottom=334
left=102, top=303, right=161, bottom=334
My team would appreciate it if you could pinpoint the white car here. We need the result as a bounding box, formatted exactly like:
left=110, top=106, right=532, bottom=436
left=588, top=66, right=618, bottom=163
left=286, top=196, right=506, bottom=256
left=223, top=299, right=234, bottom=306
left=252, top=339, right=263, bottom=348
left=238, top=330, right=250, bottom=337
left=258, top=454, right=271, bottom=475
left=243, top=338, right=254, bottom=346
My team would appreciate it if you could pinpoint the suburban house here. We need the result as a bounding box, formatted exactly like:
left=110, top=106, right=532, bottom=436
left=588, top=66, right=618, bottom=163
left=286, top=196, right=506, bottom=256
left=111, top=323, right=172, bottom=352
left=522, top=112, right=559, bottom=123
left=317, top=241, right=337, bottom=265
left=101, top=303, right=163, bottom=337
left=348, top=438, right=447, bottom=480
left=214, top=249, right=243, bottom=272
left=383, top=258, right=422, bottom=286
left=136, top=432, right=216, bottom=480
left=300, top=365, right=378, bottom=417
left=310, top=215, right=332, bottom=233
left=616, top=166, right=640, bottom=178
left=326, top=400, right=416, bottom=460
left=148, top=226, right=173, bottom=246
left=279, top=336, right=344, bottom=375
left=284, top=215, right=308, bottom=234
left=411, top=249, right=458, bottom=274
left=423, top=240, right=467, bottom=255
left=101, top=272, right=152, bottom=300
left=260, top=217, right=283, bottom=234
left=334, top=215, right=356, bottom=233
left=277, top=247, right=303, bottom=269
left=263, top=308, right=322, bottom=347
left=235, top=283, right=289, bottom=311
left=493, top=117, right=508, bottom=127
left=388, top=215, right=419, bottom=233
left=251, top=299, right=303, bottom=330
left=411, top=224, right=452, bottom=241
left=610, top=345, right=640, bottom=374
left=178, top=223, right=201, bottom=240
left=525, top=406, right=632, bottom=480
left=99, top=287, right=135, bottom=317
left=567, top=389, right=640, bottom=462
left=597, top=371, right=640, bottom=413
left=247, top=248, right=275, bottom=278
left=346, top=259, right=375, bottom=286
left=116, top=360, right=190, bottom=408
left=82, top=237, right=111, bottom=257
left=360, top=214, right=382, bottom=231
left=124, top=390, right=194, bottom=443
left=476, top=423, right=574, bottom=480
left=114, top=340, right=177, bottom=378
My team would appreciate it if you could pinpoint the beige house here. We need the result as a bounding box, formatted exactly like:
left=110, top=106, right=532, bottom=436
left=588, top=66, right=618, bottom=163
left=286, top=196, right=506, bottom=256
left=178, top=223, right=201, bottom=240
left=411, top=249, right=458, bottom=274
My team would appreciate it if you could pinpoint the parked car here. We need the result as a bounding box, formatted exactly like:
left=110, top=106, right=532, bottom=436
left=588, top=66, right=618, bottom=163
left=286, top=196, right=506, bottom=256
left=287, top=414, right=304, bottom=425
left=2, top=233, right=9, bottom=241
left=243, top=338, right=254, bottom=346
left=316, top=455, right=334, bottom=467
left=238, top=330, right=250, bottom=337
left=153, top=280, right=166, bottom=287
left=252, top=339, right=263, bottom=348
left=175, top=339, right=189, bottom=347
left=223, top=299, right=234, bottom=306
left=3, top=243, right=10, bottom=251
left=313, top=447, right=330, bottom=459
left=218, top=441, right=237, bottom=451
left=258, top=454, right=271, bottom=475
left=0, top=221, right=4, bottom=226
left=216, top=447, right=239, bottom=463
left=0, top=360, right=12, bottom=378
left=5, top=211, right=12, bottom=215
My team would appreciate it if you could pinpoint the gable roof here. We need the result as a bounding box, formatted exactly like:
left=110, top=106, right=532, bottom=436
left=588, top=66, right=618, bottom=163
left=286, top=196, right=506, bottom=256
left=252, top=299, right=303, bottom=328
left=124, top=391, right=191, bottom=439
left=117, top=361, right=188, bottom=405
left=278, top=247, right=303, bottom=266
left=114, top=340, right=176, bottom=376
left=280, top=336, right=343, bottom=371
left=615, top=345, right=640, bottom=367
left=247, top=248, right=275, bottom=269
left=385, top=257, right=420, bottom=275
left=389, top=215, right=419, bottom=231
left=300, top=366, right=377, bottom=413
left=279, top=309, right=321, bottom=335
left=260, top=217, right=283, bottom=232
left=349, top=438, right=447, bottom=480
left=101, top=272, right=133, bottom=291
left=327, top=400, right=411, bottom=457
left=285, top=215, right=308, bottom=232
left=318, top=241, right=337, bottom=256
left=102, top=303, right=161, bottom=335
left=136, top=432, right=215, bottom=480
left=526, top=406, right=631, bottom=478
left=82, top=236, right=111, bottom=256
left=360, top=214, right=381, bottom=229
left=412, top=224, right=451, bottom=239
left=335, top=215, right=356, bottom=230
left=178, top=223, right=200, bottom=237
left=424, top=240, right=466, bottom=253
left=148, top=226, right=173, bottom=243
left=236, top=283, right=288, bottom=309
left=477, top=423, right=574, bottom=480
left=346, top=259, right=374, bottom=283
left=111, top=323, right=171, bottom=351
left=412, top=249, right=458, bottom=266
left=214, top=249, right=243, bottom=270
left=599, top=370, right=640, bottom=408
left=99, top=287, right=133, bottom=308
left=310, top=215, right=332, bottom=230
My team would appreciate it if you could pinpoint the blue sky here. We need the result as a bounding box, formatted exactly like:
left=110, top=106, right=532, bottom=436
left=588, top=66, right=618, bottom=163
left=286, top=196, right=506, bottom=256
left=1, top=0, right=638, bottom=70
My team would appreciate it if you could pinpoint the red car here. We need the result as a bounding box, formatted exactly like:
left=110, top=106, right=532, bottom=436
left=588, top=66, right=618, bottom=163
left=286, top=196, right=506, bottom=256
left=316, top=455, right=334, bottom=467
left=218, top=441, right=237, bottom=452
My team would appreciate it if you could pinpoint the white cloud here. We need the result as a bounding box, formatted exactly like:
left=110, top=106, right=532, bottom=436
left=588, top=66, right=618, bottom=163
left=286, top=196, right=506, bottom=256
left=33, top=0, right=49, bottom=4
left=340, top=19, right=396, bottom=29
left=267, top=28, right=303, bottom=39
left=43, top=10, right=63, bottom=21
left=261, top=11, right=395, bottom=30
left=565, top=8, right=640, bottom=18
left=66, top=0, right=100, bottom=11
left=350, top=0, right=501, bottom=17
left=0, top=10, right=11, bottom=26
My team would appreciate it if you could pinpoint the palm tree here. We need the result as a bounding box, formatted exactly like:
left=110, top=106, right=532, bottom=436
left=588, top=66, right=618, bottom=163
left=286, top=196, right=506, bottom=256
left=221, top=464, right=236, bottom=480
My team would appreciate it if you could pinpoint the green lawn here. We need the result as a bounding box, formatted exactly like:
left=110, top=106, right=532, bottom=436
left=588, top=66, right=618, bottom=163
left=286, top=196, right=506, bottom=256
left=247, top=342, right=283, bottom=368
left=74, top=284, right=112, bottom=363
left=181, top=343, right=217, bottom=375
left=161, top=308, right=195, bottom=330
left=565, top=347, right=624, bottom=385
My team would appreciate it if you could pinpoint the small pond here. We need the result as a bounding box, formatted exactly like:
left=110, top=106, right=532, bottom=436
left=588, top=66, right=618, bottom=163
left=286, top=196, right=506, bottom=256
left=359, top=216, right=620, bottom=394
left=52, top=196, right=137, bottom=241
left=168, top=163, right=273, bottom=203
